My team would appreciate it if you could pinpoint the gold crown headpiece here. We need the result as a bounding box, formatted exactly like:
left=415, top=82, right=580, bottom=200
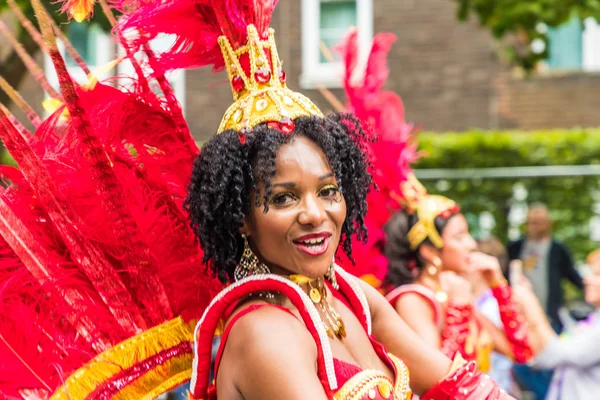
left=218, top=25, right=323, bottom=142
left=399, top=174, right=460, bottom=250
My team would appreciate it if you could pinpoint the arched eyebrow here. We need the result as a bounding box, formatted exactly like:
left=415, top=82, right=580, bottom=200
left=272, top=182, right=295, bottom=188
left=272, top=173, right=334, bottom=188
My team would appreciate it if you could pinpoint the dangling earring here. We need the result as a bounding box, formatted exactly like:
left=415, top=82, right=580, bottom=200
left=326, top=256, right=339, bottom=290
left=427, top=257, right=442, bottom=276
left=234, top=234, right=270, bottom=281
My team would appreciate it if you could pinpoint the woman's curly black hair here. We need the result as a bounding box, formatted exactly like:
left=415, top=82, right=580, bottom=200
left=185, top=113, right=374, bottom=283
left=384, top=211, right=452, bottom=287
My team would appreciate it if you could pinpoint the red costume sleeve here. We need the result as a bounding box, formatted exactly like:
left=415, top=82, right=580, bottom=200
left=421, top=356, right=505, bottom=399
left=440, top=302, right=474, bottom=361
left=491, top=283, right=533, bottom=363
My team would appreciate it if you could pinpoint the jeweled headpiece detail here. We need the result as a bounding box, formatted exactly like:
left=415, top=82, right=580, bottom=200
left=400, top=174, right=460, bottom=249
left=218, top=25, right=323, bottom=139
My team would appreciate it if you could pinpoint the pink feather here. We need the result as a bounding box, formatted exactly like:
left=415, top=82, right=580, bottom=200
left=334, top=30, right=421, bottom=290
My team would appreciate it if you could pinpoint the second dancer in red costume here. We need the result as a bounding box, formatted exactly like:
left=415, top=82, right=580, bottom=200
left=333, top=28, right=533, bottom=394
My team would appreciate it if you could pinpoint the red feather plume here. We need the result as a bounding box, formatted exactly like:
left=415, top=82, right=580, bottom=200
left=334, top=30, right=421, bottom=290
left=117, top=0, right=279, bottom=74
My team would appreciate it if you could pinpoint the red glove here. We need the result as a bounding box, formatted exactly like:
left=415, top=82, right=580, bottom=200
left=421, top=355, right=505, bottom=399
left=492, top=283, right=533, bottom=363
left=440, top=302, right=474, bottom=361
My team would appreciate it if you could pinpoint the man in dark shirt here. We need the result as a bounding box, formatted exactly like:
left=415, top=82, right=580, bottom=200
left=508, top=204, right=583, bottom=400
left=508, top=204, right=583, bottom=330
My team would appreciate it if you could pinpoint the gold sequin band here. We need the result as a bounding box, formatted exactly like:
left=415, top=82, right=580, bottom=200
left=51, top=317, right=194, bottom=400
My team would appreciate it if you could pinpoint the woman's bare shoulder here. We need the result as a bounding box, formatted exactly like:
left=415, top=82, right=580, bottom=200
left=217, top=303, right=326, bottom=399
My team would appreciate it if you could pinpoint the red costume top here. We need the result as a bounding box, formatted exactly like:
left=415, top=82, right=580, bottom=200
left=189, top=267, right=505, bottom=400
left=387, top=282, right=532, bottom=371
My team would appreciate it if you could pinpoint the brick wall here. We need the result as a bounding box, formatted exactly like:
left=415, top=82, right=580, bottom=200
left=496, top=71, right=600, bottom=130
left=367, top=0, right=503, bottom=132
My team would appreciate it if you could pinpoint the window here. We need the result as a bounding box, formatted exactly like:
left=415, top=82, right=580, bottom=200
left=583, top=18, right=600, bottom=71
left=44, top=24, right=185, bottom=115
left=301, top=0, right=373, bottom=89
left=546, top=15, right=600, bottom=72
left=319, top=1, right=357, bottom=63
left=44, top=22, right=114, bottom=89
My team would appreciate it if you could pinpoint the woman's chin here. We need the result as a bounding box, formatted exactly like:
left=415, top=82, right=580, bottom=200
left=292, top=262, right=330, bottom=280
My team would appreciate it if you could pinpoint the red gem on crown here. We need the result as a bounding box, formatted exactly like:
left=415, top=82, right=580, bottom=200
left=255, top=67, right=272, bottom=84
left=440, top=210, right=452, bottom=219
left=278, top=69, right=287, bottom=84
left=239, top=128, right=249, bottom=145
left=232, top=76, right=245, bottom=92
left=280, top=117, right=294, bottom=134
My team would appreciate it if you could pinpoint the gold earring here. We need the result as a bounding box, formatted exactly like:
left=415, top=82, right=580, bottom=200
left=326, top=256, right=339, bottom=290
left=234, top=235, right=270, bottom=281
left=427, top=257, right=442, bottom=276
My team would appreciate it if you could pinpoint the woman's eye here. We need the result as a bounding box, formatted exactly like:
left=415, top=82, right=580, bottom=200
left=320, top=186, right=340, bottom=198
left=271, top=193, right=295, bottom=205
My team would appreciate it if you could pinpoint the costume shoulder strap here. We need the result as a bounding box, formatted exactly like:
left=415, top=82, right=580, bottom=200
left=189, top=275, right=339, bottom=399
left=386, top=284, right=442, bottom=327
left=334, top=264, right=372, bottom=335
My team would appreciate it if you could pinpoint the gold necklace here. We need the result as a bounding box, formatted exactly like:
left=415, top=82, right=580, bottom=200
left=420, top=274, right=448, bottom=304
left=289, top=275, right=347, bottom=341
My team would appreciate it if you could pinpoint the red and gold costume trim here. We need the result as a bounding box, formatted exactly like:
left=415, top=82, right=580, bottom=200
left=190, top=274, right=340, bottom=397
left=333, top=354, right=411, bottom=400
left=51, top=317, right=194, bottom=400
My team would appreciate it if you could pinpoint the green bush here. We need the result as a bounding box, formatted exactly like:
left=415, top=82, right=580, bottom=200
left=0, top=148, right=15, bottom=167
left=416, top=129, right=600, bottom=269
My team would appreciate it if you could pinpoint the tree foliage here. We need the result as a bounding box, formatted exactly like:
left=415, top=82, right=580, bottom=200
left=456, top=0, right=600, bottom=71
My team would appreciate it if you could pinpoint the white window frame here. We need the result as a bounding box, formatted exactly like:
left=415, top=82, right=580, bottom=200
left=44, top=23, right=115, bottom=92
left=300, top=0, right=373, bottom=89
left=583, top=17, right=600, bottom=72
left=117, top=33, right=186, bottom=116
